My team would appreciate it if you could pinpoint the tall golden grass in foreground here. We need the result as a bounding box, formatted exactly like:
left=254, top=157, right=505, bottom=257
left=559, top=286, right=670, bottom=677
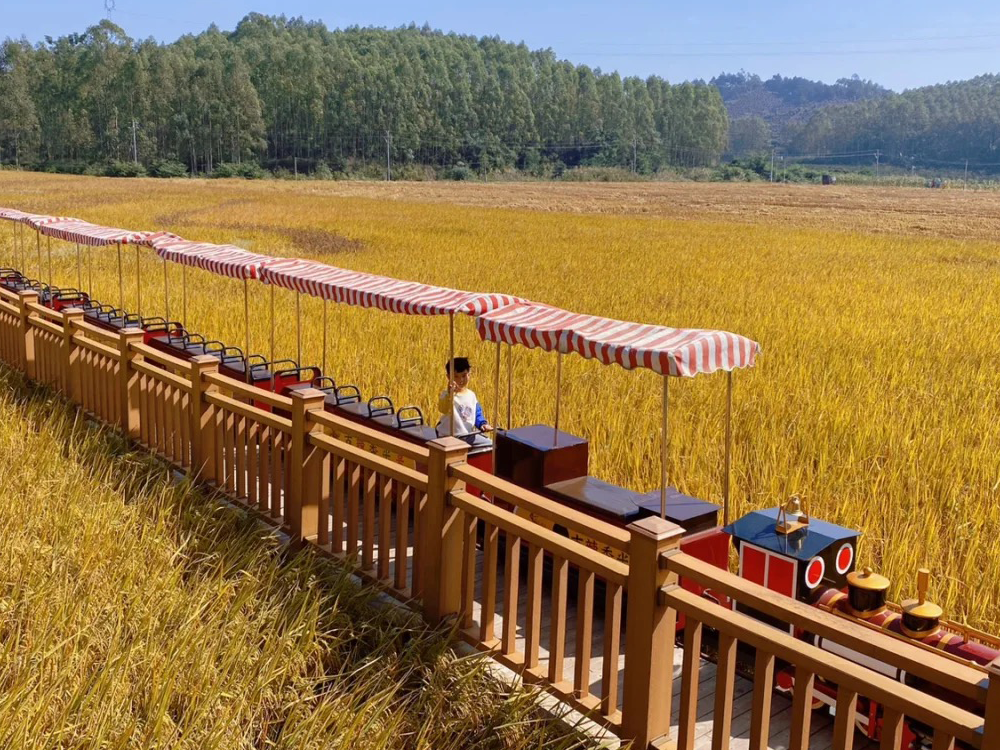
left=1, top=172, right=998, bottom=631
left=0, top=366, right=586, bottom=749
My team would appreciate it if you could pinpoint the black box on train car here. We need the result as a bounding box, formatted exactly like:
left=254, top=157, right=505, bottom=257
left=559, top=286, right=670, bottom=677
left=495, top=425, right=588, bottom=491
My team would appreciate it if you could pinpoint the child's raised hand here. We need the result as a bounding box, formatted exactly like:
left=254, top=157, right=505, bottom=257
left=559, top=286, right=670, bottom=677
left=448, top=380, right=460, bottom=394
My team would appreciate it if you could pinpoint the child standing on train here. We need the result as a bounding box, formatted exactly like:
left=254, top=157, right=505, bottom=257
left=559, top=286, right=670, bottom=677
left=436, top=357, right=493, bottom=446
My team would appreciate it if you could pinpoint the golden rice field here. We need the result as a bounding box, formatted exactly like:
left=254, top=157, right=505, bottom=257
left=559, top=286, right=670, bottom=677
left=0, top=361, right=584, bottom=749
left=1, top=171, right=998, bottom=631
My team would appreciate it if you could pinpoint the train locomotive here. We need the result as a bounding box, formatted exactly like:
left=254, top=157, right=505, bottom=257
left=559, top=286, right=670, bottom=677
left=727, top=497, right=1000, bottom=749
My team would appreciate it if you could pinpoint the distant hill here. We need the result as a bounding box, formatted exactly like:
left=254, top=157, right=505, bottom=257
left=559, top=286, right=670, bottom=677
left=789, top=73, right=1000, bottom=169
left=711, top=71, right=891, bottom=152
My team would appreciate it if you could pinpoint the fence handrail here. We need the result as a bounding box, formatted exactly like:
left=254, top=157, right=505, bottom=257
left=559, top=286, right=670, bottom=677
left=309, top=408, right=430, bottom=465
left=73, top=317, right=121, bottom=344
left=28, top=315, right=64, bottom=337
left=451, top=463, right=632, bottom=553
left=132, top=358, right=191, bottom=391
left=71, top=332, right=120, bottom=360
left=27, top=301, right=65, bottom=323
left=662, top=584, right=985, bottom=748
left=308, top=431, right=429, bottom=493
left=450, top=488, right=629, bottom=586
left=205, top=390, right=292, bottom=433
left=663, top=549, right=989, bottom=703
left=204, top=371, right=294, bottom=410
left=130, top=341, right=190, bottom=373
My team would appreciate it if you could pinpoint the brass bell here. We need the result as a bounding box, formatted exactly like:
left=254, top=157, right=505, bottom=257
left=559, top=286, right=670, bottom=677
left=776, top=494, right=810, bottom=535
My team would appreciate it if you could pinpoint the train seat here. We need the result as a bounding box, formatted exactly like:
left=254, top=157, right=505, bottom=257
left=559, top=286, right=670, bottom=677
left=50, top=289, right=90, bottom=311
left=338, top=395, right=394, bottom=422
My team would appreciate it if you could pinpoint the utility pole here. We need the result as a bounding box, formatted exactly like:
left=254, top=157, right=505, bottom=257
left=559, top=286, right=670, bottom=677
left=385, top=131, right=392, bottom=181
left=874, top=149, right=881, bottom=179
left=965, top=159, right=969, bottom=191
left=632, top=137, right=638, bottom=174
left=131, top=119, right=138, bottom=164
left=770, top=149, right=775, bottom=182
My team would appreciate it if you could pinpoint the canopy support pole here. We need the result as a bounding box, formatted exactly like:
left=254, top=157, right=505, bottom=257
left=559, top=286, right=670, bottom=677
left=76, top=244, right=82, bottom=290
left=116, top=242, right=123, bottom=310
left=295, top=291, right=302, bottom=364
left=243, top=278, right=250, bottom=369
left=182, top=263, right=188, bottom=328
left=87, top=245, right=93, bottom=296
left=448, top=311, right=455, bottom=437
left=163, top=259, right=170, bottom=324
left=322, top=299, right=328, bottom=376
left=660, top=375, right=669, bottom=520
left=506, top=342, right=513, bottom=429
left=492, top=340, right=501, bottom=479
left=36, top=230, right=41, bottom=283
left=135, top=246, right=142, bottom=319
left=269, top=284, right=276, bottom=392
left=553, top=351, right=563, bottom=445
left=46, top=236, right=52, bottom=289
left=723, top=371, right=733, bottom=527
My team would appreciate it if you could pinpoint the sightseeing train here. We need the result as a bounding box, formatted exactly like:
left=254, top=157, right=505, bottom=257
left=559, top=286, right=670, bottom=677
left=0, top=266, right=996, bottom=750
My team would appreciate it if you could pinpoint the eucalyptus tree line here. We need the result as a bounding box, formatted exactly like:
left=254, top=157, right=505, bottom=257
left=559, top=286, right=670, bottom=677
left=0, top=16, right=729, bottom=174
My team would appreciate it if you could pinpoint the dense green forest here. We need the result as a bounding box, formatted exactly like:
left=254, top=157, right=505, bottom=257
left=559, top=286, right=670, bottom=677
left=0, top=16, right=729, bottom=176
left=787, top=74, right=1000, bottom=169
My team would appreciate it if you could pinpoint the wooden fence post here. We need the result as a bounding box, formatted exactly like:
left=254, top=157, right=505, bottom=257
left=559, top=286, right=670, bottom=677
left=621, top=516, right=685, bottom=750
left=17, top=290, right=38, bottom=378
left=62, top=307, right=83, bottom=402
left=288, top=388, right=327, bottom=543
left=117, top=327, right=145, bottom=437
left=983, top=662, right=1000, bottom=748
left=188, top=355, right=219, bottom=483
left=422, top=436, right=469, bottom=624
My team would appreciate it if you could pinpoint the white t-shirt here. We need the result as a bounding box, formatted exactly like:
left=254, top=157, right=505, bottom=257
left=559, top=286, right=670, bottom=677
left=437, top=388, right=479, bottom=436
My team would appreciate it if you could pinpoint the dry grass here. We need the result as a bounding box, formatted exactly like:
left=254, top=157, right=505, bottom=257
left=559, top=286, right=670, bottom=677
left=1, top=172, right=998, bottom=632
left=0, top=364, right=589, bottom=749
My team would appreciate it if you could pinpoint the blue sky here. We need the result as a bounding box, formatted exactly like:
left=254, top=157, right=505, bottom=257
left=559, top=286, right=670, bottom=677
left=5, top=1, right=1000, bottom=91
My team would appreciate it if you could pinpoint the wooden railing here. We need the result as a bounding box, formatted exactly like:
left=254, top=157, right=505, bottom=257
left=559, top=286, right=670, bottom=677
left=0, top=285, right=997, bottom=750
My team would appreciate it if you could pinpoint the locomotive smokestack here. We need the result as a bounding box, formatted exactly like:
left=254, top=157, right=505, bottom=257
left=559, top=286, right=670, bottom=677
left=901, top=568, right=943, bottom=639
left=846, top=566, right=890, bottom=618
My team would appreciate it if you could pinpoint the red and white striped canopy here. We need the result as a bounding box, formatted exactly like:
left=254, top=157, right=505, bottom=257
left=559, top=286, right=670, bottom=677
left=475, top=304, right=760, bottom=377
left=0, top=208, right=30, bottom=222
left=260, top=257, right=523, bottom=316
left=39, top=219, right=151, bottom=246
left=17, top=213, right=74, bottom=230
left=149, top=235, right=274, bottom=280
